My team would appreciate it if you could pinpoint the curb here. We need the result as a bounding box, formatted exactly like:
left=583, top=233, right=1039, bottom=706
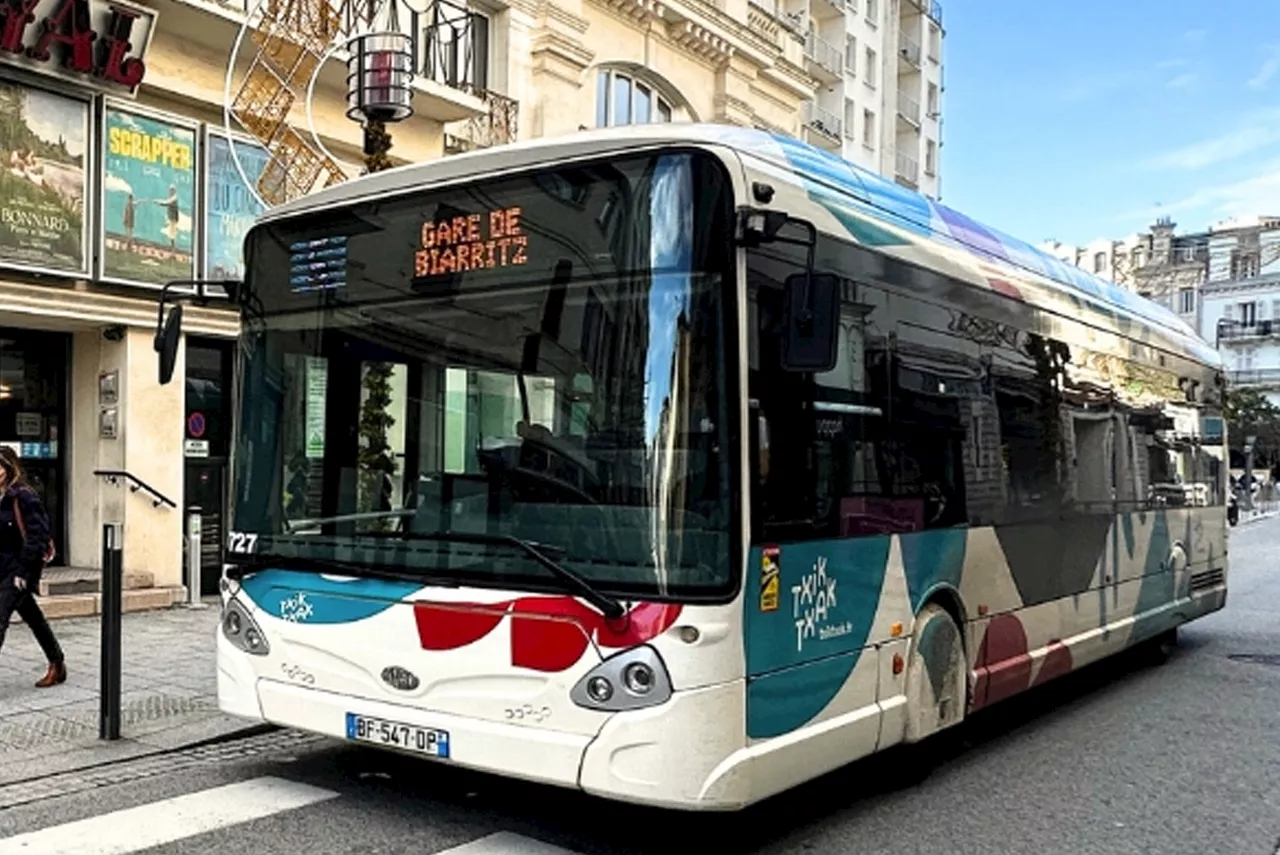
left=0, top=722, right=278, bottom=790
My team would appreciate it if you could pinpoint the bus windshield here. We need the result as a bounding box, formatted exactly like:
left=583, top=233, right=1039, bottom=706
left=229, top=150, right=737, bottom=600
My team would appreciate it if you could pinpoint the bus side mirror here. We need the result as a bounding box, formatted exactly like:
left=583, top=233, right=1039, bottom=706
left=781, top=272, right=840, bottom=372
left=155, top=304, right=183, bottom=385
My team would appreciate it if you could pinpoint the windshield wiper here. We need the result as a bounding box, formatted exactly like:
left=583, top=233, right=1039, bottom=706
left=224, top=552, right=456, bottom=587
left=397, top=531, right=624, bottom=619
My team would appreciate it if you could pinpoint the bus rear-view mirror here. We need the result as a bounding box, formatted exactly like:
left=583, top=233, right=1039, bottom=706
left=781, top=272, right=840, bottom=373
left=156, top=304, right=183, bottom=386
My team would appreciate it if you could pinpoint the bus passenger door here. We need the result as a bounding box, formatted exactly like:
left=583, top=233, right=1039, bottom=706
left=742, top=242, right=894, bottom=776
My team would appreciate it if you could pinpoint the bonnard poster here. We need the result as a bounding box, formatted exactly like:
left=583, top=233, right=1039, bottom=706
left=205, top=133, right=269, bottom=281
left=102, top=107, right=196, bottom=286
left=0, top=82, right=89, bottom=275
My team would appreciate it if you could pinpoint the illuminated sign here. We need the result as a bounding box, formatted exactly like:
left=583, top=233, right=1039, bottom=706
left=414, top=206, right=528, bottom=278
left=0, top=0, right=157, bottom=96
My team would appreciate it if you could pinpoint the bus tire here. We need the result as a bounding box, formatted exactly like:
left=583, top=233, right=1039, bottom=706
left=903, top=602, right=967, bottom=745
left=1139, top=627, right=1178, bottom=666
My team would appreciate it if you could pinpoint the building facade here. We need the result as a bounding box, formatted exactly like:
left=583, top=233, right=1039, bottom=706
left=0, top=0, right=482, bottom=609
left=789, top=0, right=944, bottom=197
left=1201, top=217, right=1280, bottom=408
left=0, top=0, right=948, bottom=612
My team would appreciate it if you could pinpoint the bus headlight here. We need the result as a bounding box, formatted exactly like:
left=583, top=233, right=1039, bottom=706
left=222, top=598, right=270, bottom=656
left=570, top=646, right=672, bottom=712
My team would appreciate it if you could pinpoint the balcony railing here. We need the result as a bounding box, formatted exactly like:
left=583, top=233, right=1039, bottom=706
left=897, top=92, right=921, bottom=125
left=1217, top=319, right=1280, bottom=342
left=804, top=31, right=843, bottom=78
left=895, top=151, right=919, bottom=184
left=803, top=101, right=842, bottom=142
left=929, top=0, right=942, bottom=22
left=445, top=88, right=519, bottom=152
left=898, top=33, right=922, bottom=67
left=420, top=0, right=488, bottom=93
left=1229, top=368, right=1280, bottom=386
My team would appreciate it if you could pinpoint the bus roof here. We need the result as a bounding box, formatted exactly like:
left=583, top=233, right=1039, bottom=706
left=261, top=123, right=1219, bottom=368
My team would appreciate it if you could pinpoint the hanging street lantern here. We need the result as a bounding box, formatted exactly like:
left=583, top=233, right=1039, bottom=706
left=345, top=0, right=417, bottom=173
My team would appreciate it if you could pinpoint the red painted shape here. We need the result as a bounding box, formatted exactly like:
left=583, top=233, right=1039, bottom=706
left=971, top=614, right=1032, bottom=711
left=598, top=602, right=683, bottom=648
left=1032, top=640, right=1073, bottom=687
left=413, top=601, right=511, bottom=650
left=509, top=596, right=597, bottom=672
left=988, top=277, right=1024, bottom=300
left=412, top=595, right=684, bottom=672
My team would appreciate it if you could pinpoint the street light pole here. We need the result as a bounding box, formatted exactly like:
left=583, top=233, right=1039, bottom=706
left=363, top=119, right=394, bottom=173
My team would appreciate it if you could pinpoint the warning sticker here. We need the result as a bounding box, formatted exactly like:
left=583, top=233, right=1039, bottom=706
left=760, top=545, right=781, bottom=612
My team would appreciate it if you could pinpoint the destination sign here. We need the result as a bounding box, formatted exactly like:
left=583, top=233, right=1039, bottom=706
left=414, top=206, right=528, bottom=278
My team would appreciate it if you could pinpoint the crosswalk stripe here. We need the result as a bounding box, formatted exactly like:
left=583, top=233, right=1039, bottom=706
left=438, top=832, right=583, bottom=854
left=0, top=776, right=338, bottom=855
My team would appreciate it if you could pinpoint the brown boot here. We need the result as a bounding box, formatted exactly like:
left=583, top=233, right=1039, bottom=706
left=35, top=661, right=66, bottom=688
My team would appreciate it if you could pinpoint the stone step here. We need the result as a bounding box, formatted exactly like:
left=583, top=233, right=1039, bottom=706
left=38, top=567, right=157, bottom=598
left=11, top=586, right=188, bottom=623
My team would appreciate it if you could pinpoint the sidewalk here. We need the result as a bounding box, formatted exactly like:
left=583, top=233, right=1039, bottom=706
left=0, top=601, right=261, bottom=786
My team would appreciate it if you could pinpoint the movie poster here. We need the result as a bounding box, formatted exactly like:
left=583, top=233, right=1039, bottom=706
left=205, top=133, right=269, bottom=281
left=0, top=82, right=88, bottom=274
left=102, top=107, right=197, bottom=286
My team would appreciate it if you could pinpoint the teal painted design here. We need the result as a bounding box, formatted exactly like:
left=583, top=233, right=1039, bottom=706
left=1120, top=512, right=1136, bottom=559
left=1132, top=511, right=1174, bottom=643
left=747, top=653, right=860, bottom=739
left=239, top=569, right=421, bottom=624
left=744, top=537, right=891, bottom=738
left=808, top=182, right=912, bottom=247
left=899, top=528, right=966, bottom=613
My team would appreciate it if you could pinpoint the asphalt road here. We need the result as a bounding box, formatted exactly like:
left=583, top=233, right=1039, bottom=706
left=1, top=516, right=1277, bottom=855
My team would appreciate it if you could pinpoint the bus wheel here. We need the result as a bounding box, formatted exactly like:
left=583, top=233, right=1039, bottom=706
left=884, top=604, right=967, bottom=790
left=1139, top=628, right=1178, bottom=666
left=904, top=603, right=967, bottom=745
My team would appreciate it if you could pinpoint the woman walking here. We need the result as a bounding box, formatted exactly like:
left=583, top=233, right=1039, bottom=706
left=0, top=447, right=65, bottom=687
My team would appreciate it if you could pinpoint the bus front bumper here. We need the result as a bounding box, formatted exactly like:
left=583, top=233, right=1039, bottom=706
left=217, top=634, right=750, bottom=810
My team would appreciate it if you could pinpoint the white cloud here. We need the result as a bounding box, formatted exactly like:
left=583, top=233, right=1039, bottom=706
left=1145, top=109, right=1280, bottom=170
left=1166, top=72, right=1200, bottom=92
left=1117, top=163, right=1280, bottom=225
left=1247, top=46, right=1280, bottom=89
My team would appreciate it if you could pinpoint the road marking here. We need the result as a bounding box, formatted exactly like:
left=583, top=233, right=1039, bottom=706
left=439, top=832, right=583, bottom=854
left=0, top=776, right=338, bottom=855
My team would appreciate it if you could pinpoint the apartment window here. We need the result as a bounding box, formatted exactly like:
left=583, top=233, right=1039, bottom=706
left=844, top=98, right=857, bottom=140
left=863, top=108, right=875, bottom=148
left=1239, top=301, right=1258, bottom=326
left=928, top=23, right=941, bottom=61
left=1273, top=299, right=1280, bottom=321
left=595, top=69, right=676, bottom=128
left=1093, top=252, right=1106, bottom=274
left=1231, top=249, right=1260, bottom=280
left=866, top=0, right=877, bottom=26
left=1179, top=288, right=1195, bottom=314
left=845, top=35, right=857, bottom=77
left=926, top=82, right=939, bottom=117
left=925, top=139, right=936, bottom=175
left=1132, top=246, right=1145, bottom=268
left=865, top=47, right=877, bottom=88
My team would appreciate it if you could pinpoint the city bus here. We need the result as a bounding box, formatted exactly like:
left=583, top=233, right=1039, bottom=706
left=154, top=123, right=1229, bottom=811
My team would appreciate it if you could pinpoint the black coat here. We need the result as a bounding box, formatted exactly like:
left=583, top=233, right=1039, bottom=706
left=0, top=485, right=51, bottom=589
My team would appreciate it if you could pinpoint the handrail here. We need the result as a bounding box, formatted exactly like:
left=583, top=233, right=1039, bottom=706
left=93, top=470, right=177, bottom=509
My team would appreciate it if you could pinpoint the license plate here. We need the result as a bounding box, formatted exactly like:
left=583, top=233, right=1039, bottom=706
left=345, top=713, right=450, bottom=758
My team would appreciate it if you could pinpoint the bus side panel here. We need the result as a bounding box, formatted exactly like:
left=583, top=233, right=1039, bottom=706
left=736, top=507, right=1226, bottom=800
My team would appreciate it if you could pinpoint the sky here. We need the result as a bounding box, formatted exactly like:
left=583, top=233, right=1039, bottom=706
left=940, top=0, right=1280, bottom=248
